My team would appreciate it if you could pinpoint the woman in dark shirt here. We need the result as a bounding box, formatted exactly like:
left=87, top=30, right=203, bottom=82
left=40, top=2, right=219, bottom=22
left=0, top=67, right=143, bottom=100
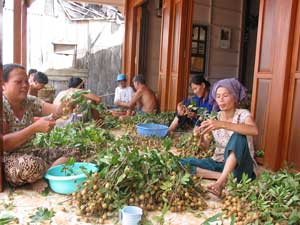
left=168, top=75, right=213, bottom=132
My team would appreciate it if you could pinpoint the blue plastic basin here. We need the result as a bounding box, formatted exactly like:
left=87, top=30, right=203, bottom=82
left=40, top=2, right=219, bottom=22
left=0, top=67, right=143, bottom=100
left=44, top=162, right=98, bottom=195
left=136, top=123, right=168, bottom=137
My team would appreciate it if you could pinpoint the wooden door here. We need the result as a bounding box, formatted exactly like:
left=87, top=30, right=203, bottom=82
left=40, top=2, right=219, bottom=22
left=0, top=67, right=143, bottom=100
left=158, top=0, right=172, bottom=111
left=0, top=1, right=3, bottom=192
left=123, top=0, right=146, bottom=83
left=134, top=7, right=142, bottom=75
left=167, top=0, right=192, bottom=110
left=251, top=0, right=298, bottom=170
left=158, top=0, right=192, bottom=111
left=282, top=0, right=300, bottom=171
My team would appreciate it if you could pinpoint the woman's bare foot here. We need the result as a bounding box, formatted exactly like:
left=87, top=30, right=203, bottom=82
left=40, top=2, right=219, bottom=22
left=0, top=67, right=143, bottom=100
left=31, top=179, right=48, bottom=193
left=207, top=182, right=225, bottom=197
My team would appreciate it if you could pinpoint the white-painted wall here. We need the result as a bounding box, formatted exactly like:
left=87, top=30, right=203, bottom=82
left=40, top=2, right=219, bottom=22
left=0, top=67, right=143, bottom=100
left=3, top=0, right=124, bottom=72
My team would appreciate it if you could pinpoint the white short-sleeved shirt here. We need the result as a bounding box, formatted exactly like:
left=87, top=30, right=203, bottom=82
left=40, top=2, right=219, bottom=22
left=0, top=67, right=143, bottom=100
left=212, top=109, right=255, bottom=162
left=114, top=86, right=134, bottom=103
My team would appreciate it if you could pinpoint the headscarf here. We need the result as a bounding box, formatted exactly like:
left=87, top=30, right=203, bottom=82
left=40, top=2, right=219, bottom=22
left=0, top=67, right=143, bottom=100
left=209, top=78, right=248, bottom=111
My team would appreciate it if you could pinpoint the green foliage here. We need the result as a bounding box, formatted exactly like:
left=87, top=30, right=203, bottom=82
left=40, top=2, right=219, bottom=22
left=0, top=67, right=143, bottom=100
left=74, top=134, right=207, bottom=219
left=60, top=157, right=76, bottom=176
left=40, top=187, right=50, bottom=197
left=152, top=204, right=169, bottom=225
left=32, top=122, right=113, bottom=154
left=0, top=215, right=17, bottom=225
left=227, top=170, right=300, bottom=224
left=255, top=149, right=264, bottom=157
left=202, top=213, right=223, bottom=225
left=30, top=208, right=55, bottom=223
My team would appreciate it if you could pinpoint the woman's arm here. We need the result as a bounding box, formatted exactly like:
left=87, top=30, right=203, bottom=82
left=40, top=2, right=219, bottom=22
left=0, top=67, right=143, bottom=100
left=42, top=102, right=62, bottom=117
left=199, top=116, right=258, bottom=136
left=83, top=93, right=101, bottom=104
left=3, top=118, right=55, bottom=152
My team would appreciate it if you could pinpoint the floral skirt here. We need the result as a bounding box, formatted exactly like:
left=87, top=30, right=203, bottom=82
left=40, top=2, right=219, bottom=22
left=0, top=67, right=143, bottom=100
left=3, top=147, right=80, bottom=187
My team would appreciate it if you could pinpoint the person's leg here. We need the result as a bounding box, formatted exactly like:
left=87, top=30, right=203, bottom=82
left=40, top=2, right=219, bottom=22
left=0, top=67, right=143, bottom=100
left=4, top=153, right=48, bottom=192
left=196, top=168, right=221, bottom=180
left=51, top=157, right=69, bottom=167
left=208, top=133, right=255, bottom=197
left=207, top=151, right=237, bottom=196
left=180, top=157, right=224, bottom=179
left=32, top=147, right=80, bottom=166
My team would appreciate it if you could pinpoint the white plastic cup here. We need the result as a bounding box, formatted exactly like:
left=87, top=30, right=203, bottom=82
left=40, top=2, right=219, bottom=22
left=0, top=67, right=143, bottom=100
left=119, top=206, right=143, bottom=225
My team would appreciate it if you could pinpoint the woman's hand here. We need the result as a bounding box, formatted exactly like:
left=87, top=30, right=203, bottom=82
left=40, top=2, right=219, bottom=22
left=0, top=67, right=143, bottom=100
left=199, top=119, right=224, bottom=135
left=187, top=111, right=197, bottom=119
left=177, top=103, right=187, bottom=116
left=33, top=117, right=55, bottom=133
left=193, top=126, right=201, bottom=137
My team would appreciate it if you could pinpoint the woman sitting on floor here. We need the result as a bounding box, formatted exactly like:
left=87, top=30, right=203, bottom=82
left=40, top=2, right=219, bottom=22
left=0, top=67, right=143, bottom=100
left=180, top=78, right=258, bottom=197
left=2, top=64, right=80, bottom=192
left=168, top=75, right=213, bottom=132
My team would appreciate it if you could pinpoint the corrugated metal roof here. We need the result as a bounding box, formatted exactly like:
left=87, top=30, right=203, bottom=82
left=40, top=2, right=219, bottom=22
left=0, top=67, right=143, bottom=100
left=58, top=0, right=124, bottom=23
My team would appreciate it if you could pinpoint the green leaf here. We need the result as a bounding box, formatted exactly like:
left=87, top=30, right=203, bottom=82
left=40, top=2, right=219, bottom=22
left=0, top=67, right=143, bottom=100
left=152, top=204, right=169, bottom=225
left=65, top=157, right=76, bottom=166
left=180, top=173, right=190, bottom=185
left=202, top=213, right=223, bottom=225
left=230, top=214, right=236, bottom=225
left=30, top=208, right=55, bottom=223
left=40, top=187, right=50, bottom=197
left=160, top=181, right=173, bottom=191
left=0, top=215, right=17, bottom=225
left=116, top=174, right=126, bottom=185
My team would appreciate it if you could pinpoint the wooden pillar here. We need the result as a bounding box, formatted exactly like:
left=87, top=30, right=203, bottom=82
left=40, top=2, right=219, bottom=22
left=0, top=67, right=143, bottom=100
left=21, top=2, right=27, bottom=66
left=13, top=0, right=27, bottom=67
left=251, top=0, right=298, bottom=170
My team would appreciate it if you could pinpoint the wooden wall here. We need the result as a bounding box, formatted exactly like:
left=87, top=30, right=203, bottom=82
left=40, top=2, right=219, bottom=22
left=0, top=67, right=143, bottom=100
left=193, top=0, right=244, bottom=84
left=282, top=0, right=300, bottom=170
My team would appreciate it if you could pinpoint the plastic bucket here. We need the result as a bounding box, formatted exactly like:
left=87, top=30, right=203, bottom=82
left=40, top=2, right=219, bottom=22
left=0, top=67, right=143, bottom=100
left=119, top=206, right=143, bottom=225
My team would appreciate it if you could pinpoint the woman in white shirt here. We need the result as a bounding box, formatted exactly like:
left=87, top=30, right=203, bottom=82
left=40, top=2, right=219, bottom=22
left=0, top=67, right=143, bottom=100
left=180, top=78, right=258, bottom=197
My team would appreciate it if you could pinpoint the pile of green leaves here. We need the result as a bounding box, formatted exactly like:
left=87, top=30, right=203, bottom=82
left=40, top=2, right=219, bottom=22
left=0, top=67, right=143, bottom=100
left=32, top=122, right=113, bottom=155
left=73, top=135, right=207, bottom=221
left=96, top=113, right=121, bottom=129
left=227, top=170, right=300, bottom=224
